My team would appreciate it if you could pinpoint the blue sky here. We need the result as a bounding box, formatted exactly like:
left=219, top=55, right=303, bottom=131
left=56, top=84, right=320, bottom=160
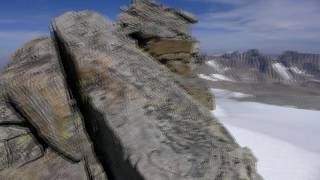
left=1, top=0, right=320, bottom=66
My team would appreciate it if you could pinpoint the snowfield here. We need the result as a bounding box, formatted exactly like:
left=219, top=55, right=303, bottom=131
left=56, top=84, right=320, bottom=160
left=211, top=89, right=320, bottom=180
left=225, top=124, right=320, bottom=180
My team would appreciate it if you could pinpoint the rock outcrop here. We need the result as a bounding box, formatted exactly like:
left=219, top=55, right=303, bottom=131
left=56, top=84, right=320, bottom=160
left=118, top=0, right=213, bottom=110
left=118, top=0, right=198, bottom=65
left=1, top=38, right=107, bottom=180
left=0, top=1, right=262, bottom=180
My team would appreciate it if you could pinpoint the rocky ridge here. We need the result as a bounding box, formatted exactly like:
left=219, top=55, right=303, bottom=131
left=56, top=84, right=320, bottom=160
left=199, top=49, right=320, bottom=86
left=0, top=1, right=262, bottom=180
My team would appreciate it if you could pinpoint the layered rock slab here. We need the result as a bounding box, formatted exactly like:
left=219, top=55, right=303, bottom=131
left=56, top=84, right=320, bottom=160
left=118, top=0, right=213, bottom=110
left=52, top=11, right=262, bottom=180
left=1, top=38, right=107, bottom=179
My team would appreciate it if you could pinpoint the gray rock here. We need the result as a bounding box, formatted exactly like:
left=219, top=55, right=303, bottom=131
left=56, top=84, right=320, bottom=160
left=2, top=37, right=84, bottom=161
left=0, top=101, right=24, bottom=125
left=0, top=127, right=43, bottom=171
left=1, top=38, right=107, bottom=179
left=0, top=149, right=88, bottom=180
left=117, top=0, right=213, bottom=110
left=0, top=126, right=29, bottom=140
left=118, top=0, right=194, bottom=39
left=0, top=97, right=43, bottom=171
left=52, top=11, right=262, bottom=180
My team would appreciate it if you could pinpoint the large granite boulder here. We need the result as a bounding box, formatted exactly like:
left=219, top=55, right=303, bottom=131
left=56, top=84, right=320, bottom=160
left=51, top=11, right=262, bottom=180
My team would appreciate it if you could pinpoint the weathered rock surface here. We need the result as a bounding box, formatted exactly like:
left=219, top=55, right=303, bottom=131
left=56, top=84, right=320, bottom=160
left=0, top=102, right=24, bottom=124
left=0, top=149, right=88, bottom=180
left=0, top=126, right=43, bottom=171
left=118, top=0, right=213, bottom=110
left=1, top=38, right=107, bottom=180
left=0, top=1, right=262, bottom=179
left=51, top=10, right=262, bottom=180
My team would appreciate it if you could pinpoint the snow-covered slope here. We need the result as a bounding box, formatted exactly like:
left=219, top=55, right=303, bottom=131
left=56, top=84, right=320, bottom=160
left=211, top=88, right=320, bottom=180
left=225, top=125, right=320, bottom=180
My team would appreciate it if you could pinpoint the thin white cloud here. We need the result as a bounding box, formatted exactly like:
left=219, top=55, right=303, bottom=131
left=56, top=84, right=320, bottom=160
left=193, top=0, right=320, bottom=53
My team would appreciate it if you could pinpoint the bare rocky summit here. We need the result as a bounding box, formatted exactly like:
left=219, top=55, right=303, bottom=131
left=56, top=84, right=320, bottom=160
left=0, top=1, right=262, bottom=179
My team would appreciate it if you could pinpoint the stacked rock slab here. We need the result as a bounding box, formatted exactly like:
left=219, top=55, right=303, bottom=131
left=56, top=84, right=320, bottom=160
left=118, top=0, right=213, bottom=110
left=52, top=11, right=262, bottom=180
left=0, top=38, right=107, bottom=180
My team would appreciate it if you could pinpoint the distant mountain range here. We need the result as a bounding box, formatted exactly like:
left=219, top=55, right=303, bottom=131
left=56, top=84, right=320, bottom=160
left=198, top=50, right=320, bottom=87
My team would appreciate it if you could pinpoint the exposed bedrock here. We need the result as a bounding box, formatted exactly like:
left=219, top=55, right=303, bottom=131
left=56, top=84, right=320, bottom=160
left=0, top=0, right=262, bottom=179
left=51, top=10, right=262, bottom=180
left=0, top=38, right=107, bottom=180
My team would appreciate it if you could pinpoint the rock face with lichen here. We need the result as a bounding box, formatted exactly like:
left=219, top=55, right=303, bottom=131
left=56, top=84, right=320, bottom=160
left=0, top=38, right=107, bottom=180
left=0, top=1, right=262, bottom=180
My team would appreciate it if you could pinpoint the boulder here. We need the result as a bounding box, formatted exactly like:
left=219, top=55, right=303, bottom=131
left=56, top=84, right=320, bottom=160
left=52, top=11, right=262, bottom=180
left=1, top=38, right=107, bottom=180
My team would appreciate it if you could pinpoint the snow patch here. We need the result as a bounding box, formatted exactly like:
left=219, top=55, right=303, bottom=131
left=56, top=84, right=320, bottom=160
left=206, top=60, right=231, bottom=73
left=198, top=74, right=234, bottom=82
left=198, top=74, right=218, bottom=82
left=211, top=90, right=320, bottom=180
left=206, top=60, right=221, bottom=71
left=231, top=92, right=254, bottom=98
left=272, top=63, right=292, bottom=80
left=214, top=105, right=227, bottom=118
left=211, top=88, right=254, bottom=99
left=211, top=74, right=233, bottom=81
left=290, top=66, right=305, bottom=75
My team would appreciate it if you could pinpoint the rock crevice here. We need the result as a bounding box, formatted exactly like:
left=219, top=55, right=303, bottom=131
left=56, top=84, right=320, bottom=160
left=53, top=28, right=144, bottom=180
